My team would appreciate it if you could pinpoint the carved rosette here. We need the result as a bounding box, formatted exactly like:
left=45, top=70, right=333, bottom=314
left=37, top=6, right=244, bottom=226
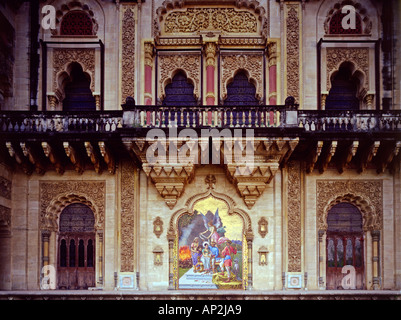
left=40, top=181, right=105, bottom=232
left=159, top=54, right=201, bottom=100
left=121, top=7, right=136, bottom=104
left=53, top=48, right=95, bottom=97
left=285, top=4, right=300, bottom=103
left=287, top=161, right=302, bottom=273
left=121, top=161, right=136, bottom=272
left=316, top=180, right=383, bottom=232
left=221, top=54, right=263, bottom=101
left=326, top=48, right=369, bottom=91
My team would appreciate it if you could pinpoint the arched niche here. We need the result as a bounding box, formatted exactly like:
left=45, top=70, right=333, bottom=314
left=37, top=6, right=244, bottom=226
left=167, top=180, right=254, bottom=290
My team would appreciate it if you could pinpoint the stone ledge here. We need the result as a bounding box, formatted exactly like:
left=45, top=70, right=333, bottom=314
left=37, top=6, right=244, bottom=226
left=0, top=290, right=400, bottom=300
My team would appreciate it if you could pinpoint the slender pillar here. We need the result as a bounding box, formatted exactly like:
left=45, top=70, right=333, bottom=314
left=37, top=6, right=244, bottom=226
left=144, top=42, right=154, bottom=106
left=318, top=230, right=325, bottom=289
left=167, top=233, right=175, bottom=290
left=371, top=230, right=380, bottom=290
left=42, top=230, right=51, bottom=267
left=246, top=235, right=254, bottom=290
left=98, top=232, right=103, bottom=286
left=205, top=42, right=217, bottom=107
left=268, top=42, right=278, bottom=105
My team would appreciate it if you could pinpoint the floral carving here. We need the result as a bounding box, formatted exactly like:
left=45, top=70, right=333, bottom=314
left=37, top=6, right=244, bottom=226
left=164, top=8, right=257, bottom=34
left=286, top=4, right=300, bottom=103
left=221, top=54, right=263, bottom=101
left=159, top=54, right=201, bottom=100
left=121, top=7, right=136, bottom=104
left=40, top=181, right=105, bottom=232
left=121, top=161, right=136, bottom=272
left=53, top=48, right=95, bottom=93
left=326, top=48, right=369, bottom=91
left=287, top=161, right=302, bottom=273
left=316, top=180, right=383, bottom=232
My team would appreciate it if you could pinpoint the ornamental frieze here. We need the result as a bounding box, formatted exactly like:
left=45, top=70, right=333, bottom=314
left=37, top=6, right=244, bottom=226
left=163, top=8, right=257, bottom=34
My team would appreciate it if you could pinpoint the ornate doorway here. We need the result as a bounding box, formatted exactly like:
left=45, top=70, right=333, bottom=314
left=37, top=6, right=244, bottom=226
left=57, top=203, right=96, bottom=289
left=326, top=203, right=365, bottom=290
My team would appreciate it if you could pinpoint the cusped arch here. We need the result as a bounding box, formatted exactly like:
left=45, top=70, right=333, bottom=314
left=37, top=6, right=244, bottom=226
left=43, top=192, right=103, bottom=232
left=47, top=0, right=103, bottom=37
left=320, top=193, right=380, bottom=232
left=55, top=61, right=94, bottom=102
left=168, top=187, right=253, bottom=241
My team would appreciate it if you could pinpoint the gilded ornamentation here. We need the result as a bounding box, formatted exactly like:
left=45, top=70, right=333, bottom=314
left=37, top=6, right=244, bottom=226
left=287, top=161, right=302, bottom=273
left=221, top=54, right=263, bottom=100
left=153, top=216, right=163, bottom=238
left=316, top=180, right=383, bottom=232
left=164, top=8, right=257, bottom=34
left=144, top=42, right=154, bottom=67
left=53, top=48, right=95, bottom=93
left=204, top=42, right=217, bottom=67
left=285, top=4, right=300, bottom=103
left=326, top=48, right=369, bottom=91
left=159, top=54, right=201, bottom=100
left=121, top=7, right=136, bottom=104
left=40, top=181, right=105, bottom=232
left=121, top=161, right=136, bottom=272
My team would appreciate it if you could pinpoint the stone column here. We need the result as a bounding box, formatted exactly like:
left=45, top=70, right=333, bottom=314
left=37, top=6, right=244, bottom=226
left=371, top=230, right=380, bottom=290
left=318, top=230, right=325, bottom=289
left=42, top=230, right=51, bottom=267
left=98, top=231, right=104, bottom=286
left=247, top=238, right=253, bottom=290
left=268, top=42, right=278, bottom=105
left=144, top=42, right=154, bottom=106
left=167, top=233, right=175, bottom=290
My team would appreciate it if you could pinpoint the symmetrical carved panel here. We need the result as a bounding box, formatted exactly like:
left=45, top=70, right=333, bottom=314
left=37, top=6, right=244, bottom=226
left=121, top=7, right=136, bottom=104
left=121, top=161, right=136, bottom=272
left=287, top=161, right=302, bottom=273
left=40, top=181, right=105, bottom=232
left=53, top=48, right=95, bottom=94
left=163, top=8, right=257, bottom=34
left=285, top=4, right=300, bottom=103
left=326, top=48, right=369, bottom=91
left=221, top=54, right=263, bottom=101
left=159, top=54, right=201, bottom=100
left=316, top=180, right=383, bottom=232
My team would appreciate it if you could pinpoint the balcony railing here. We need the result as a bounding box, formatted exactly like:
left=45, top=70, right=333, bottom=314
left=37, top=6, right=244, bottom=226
left=122, top=105, right=286, bottom=129
left=0, top=111, right=123, bottom=133
left=0, top=107, right=400, bottom=134
left=298, top=110, right=401, bottom=132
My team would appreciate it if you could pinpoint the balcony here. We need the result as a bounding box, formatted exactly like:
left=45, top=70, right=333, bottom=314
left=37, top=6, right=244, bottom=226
left=0, top=106, right=400, bottom=135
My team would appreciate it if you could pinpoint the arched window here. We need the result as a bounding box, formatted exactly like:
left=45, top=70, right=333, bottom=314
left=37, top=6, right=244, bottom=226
left=60, top=10, right=94, bottom=36
left=326, top=203, right=364, bottom=290
left=162, top=71, right=197, bottom=106
left=329, top=10, right=363, bottom=35
left=62, top=62, right=96, bottom=111
left=326, top=63, right=360, bottom=110
left=224, top=71, right=259, bottom=106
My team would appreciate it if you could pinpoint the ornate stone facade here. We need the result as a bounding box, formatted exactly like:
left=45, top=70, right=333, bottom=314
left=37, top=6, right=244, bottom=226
left=121, top=7, right=136, bottom=104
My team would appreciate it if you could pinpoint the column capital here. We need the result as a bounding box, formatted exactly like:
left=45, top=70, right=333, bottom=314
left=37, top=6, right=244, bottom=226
left=204, top=42, right=218, bottom=67
left=144, top=41, right=155, bottom=67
